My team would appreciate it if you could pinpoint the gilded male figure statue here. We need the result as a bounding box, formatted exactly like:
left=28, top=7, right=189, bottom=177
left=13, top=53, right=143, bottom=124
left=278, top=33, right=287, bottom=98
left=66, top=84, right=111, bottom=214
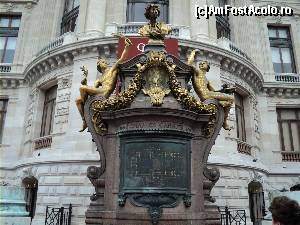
left=75, top=37, right=132, bottom=132
left=187, top=49, right=234, bottom=130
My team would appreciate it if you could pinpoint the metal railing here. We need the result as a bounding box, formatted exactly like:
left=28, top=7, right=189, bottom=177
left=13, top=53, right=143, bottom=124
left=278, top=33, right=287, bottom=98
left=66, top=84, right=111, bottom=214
left=275, top=73, right=300, bottom=83
left=45, top=204, right=72, bottom=225
left=220, top=206, right=247, bottom=225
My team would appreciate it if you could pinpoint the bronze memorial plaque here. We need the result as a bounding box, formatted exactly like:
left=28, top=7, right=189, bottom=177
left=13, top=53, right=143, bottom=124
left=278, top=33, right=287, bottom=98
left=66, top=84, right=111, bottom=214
left=120, top=136, right=191, bottom=193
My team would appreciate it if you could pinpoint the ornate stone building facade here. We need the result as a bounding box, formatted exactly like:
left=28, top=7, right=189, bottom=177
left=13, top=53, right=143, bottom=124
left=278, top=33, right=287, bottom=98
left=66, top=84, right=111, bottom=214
left=0, top=0, right=299, bottom=224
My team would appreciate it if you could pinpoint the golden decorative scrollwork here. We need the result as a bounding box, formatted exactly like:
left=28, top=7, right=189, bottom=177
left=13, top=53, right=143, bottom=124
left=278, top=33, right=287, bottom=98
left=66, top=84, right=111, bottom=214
left=91, top=71, right=143, bottom=134
left=90, top=50, right=217, bottom=136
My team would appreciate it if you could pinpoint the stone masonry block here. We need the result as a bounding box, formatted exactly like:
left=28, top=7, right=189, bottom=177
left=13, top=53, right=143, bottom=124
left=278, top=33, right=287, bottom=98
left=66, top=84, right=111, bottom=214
left=37, top=166, right=50, bottom=174
left=61, top=197, right=84, bottom=206
left=43, top=176, right=62, bottom=185
left=221, top=189, right=232, bottom=197
left=226, top=179, right=248, bottom=188
left=37, top=186, right=49, bottom=194
left=64, top=176, right=86, bottom=185
left=42, top=196, right=60, bottom=205
left=227, top=199, right=249, bottom=208
left=48, top=186, right=57, bottom=195
left=239, top=189, right=249, bottom=198
left=72, top=206, right=89, bottom=217
left=220, top=169, right=234, bottom=178
left=35, top=205, right=46, bottom=215
left=238, top=170, right=250, bottom=179
left=78, top=186, right=93, bottom=195
left=57, top=165, right=71, bottom=174
left=56, top=186, right=70, bottom=194
left=215, top=179, right=226, bottom=187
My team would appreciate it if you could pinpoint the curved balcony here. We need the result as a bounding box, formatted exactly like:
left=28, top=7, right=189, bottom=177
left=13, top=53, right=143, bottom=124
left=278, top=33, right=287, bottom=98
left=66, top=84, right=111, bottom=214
left=24, top=33, right=263, bottom=94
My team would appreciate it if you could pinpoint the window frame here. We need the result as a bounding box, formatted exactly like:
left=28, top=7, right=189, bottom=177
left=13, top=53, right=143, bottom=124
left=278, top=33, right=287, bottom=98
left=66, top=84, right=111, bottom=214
left=0, top=15, right=21, bottom=63
left=0, top=98, right=8, bottom=144
left=40, top=86, right=57, bottom=137
left=268, top=26, right=296, bottom=74
left=235, top=93, right=246, bottom=142
left=126, top=0, right=169, bottom=23
left=60, top=0, right=79, bottom=35
left=216, top=0, right=230, bottom=39
left=277, top=108, right=300, bottom=152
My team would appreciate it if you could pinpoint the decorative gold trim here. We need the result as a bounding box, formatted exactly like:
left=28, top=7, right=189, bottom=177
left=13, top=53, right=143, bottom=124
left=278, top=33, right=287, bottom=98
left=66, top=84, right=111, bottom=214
left=90, top=51, right=217, bottom=136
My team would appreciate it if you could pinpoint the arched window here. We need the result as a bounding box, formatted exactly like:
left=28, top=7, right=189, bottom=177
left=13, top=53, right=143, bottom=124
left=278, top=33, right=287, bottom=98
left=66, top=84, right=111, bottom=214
left=61, top=0, right=80, bottom=34
left=22, top=177, right=38, bottom=219
left=127, top=0, right=169, bottom=23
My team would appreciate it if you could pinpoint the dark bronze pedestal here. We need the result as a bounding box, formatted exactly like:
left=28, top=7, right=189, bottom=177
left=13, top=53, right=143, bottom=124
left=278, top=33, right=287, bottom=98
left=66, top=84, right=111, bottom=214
left=84, top=46, right=223, bottom=225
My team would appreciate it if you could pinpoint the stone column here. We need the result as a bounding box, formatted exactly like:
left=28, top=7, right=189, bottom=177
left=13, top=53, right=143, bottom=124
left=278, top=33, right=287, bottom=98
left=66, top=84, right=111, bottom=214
left=61, top=49, right=99, bottom=156
left=190, top=0, right=210, bottom=42
left=77, top=0, right=107, bottom=39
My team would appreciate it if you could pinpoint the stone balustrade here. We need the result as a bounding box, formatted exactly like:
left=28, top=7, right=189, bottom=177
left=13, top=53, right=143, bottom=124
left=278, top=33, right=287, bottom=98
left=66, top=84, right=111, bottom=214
left=35, top=32, right=77, bottom=57
left=105, top=23, right=191, bottom=39
left=237, top=140, right=252, bottom=155
left=281, top=151, right=300, bottom=162
left=217, top=37, right=252, bottom=62
left=0, top=64, right=12, bottom=73
left=275, top=73, right=300, bottom=83
left=33, top=135, right=52, bottom=150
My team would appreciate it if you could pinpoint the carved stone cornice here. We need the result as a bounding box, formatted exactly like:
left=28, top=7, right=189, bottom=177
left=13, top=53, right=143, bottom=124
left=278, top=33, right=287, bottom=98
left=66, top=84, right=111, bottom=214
left=178, top=39, right=264, bottom=93
left=24, top=37, right=119, bottom=85
left=24, top=37, right=264, bottom=92
left=263, top=82, right=300, bottom=98
left=0, top=75, right=25, bottom=89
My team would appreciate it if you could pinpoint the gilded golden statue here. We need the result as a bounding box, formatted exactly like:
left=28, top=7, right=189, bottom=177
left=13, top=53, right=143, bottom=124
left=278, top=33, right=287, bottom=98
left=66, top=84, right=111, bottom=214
left=138, top=4, right=172, bottom=43
left=75, top=37, right=132, bottom=132
left=187, top=50, right=234, bottom=130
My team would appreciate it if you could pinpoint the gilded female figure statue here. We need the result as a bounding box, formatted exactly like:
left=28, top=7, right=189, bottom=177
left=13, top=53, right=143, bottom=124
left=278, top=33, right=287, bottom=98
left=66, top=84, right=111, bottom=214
left=75, top=37, right=132, bottom=132
left=187, top=49, right=234, bottom=130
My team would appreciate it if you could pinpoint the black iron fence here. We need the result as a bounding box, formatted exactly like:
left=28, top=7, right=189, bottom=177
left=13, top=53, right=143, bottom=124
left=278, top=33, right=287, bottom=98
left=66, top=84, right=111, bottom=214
left=45, top=204, right=72, bottom=225
left=220, top=206, right=247, bottom=225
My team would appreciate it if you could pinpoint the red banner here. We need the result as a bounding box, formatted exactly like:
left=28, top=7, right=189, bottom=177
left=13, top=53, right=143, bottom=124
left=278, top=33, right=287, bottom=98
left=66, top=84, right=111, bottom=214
left=117, top=37, right=178, bottom=59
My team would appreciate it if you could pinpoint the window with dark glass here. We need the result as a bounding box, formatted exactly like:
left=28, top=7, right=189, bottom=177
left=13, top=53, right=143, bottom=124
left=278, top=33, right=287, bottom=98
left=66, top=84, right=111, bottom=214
left=277, top=108, right=300, bottom=152
left=40, top=86, right=57, bottom=137
left=268, top=26, right=296, bottom=73
left=216, top=0, right=230, bottom=39
left=61, top=0, right=79, bottom=34
left=127, top=0, right=169, bottom=23
left=235, top=93, right=246, bottom=142
left=0, top=99, right=8, bottom=143
left=0, top=15, right=21, bottom=63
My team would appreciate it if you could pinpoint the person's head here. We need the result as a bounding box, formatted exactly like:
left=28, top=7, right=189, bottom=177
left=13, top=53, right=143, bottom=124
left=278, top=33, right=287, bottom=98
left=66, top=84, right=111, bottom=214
left=269, top=196, right=300, bottom=225
left=97, top=58, right=108, bottom=73
left=199, top=61, right=210, bottom=72
left=144, top=4, right=160, bottom=21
